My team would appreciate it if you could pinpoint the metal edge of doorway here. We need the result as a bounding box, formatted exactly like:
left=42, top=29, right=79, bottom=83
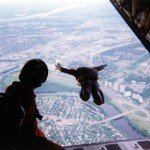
left=109, top=0, right=150, bottom=52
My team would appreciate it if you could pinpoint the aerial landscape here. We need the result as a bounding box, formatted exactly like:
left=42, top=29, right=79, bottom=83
left=0, top=0, right=149, bottom=146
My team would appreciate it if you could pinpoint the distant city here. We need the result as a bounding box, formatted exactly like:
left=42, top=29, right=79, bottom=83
left=0, top=0, right=149, bottom=146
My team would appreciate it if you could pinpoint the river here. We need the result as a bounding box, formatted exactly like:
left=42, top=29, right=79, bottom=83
left=101, top=103, right=144, bottom=139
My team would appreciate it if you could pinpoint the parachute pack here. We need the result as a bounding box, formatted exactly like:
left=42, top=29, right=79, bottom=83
left=0, top=93, right=25, bottom=143
left=0, top=93, right=24, bottom=121
left=0, top=93, right=14, bottom=120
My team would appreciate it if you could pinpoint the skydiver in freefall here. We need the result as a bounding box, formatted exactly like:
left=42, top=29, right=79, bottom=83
left=56, top=63, right=107, bottom=105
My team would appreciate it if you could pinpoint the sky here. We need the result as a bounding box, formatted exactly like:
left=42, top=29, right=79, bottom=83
left=0, top=0, right=107, bottom=5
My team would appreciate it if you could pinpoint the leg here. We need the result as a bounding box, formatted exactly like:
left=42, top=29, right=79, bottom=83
left=16, top=136, right=65, bottom=150
left=80, top=80, right=91, bottom=101
left=0, top=144, right=14, bottom=150
left=91, top=82, right=105, bottom=105
left=35, top=137, right=65, bottom=150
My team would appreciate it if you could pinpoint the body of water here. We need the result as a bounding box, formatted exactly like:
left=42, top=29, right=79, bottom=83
left=101, top=103, right=144, bottom=139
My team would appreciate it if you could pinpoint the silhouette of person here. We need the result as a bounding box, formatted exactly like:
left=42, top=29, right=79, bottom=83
left=56, top=63, right=107, bottom=105
left=4, top=59, right=65, bottom=150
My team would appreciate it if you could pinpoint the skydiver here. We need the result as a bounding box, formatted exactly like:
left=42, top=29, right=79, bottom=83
left=2, top=59, right=65, bottom=150
left=56, top=63, right=107, bottom=105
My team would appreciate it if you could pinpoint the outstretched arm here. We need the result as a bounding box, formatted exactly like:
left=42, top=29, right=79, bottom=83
left=93, top=64, right=107, bottom=71
left=56, top=63, right=77, bottom=76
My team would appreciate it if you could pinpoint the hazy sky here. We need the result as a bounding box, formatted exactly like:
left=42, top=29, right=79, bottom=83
left=0, top=0, right=107, bottom=5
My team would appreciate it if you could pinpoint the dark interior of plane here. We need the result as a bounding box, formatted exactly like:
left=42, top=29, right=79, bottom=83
left=110, top=0, right=150, bottom=51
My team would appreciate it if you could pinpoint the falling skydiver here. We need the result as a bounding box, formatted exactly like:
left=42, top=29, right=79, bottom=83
left=56, top=63, right=107, bottom=105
